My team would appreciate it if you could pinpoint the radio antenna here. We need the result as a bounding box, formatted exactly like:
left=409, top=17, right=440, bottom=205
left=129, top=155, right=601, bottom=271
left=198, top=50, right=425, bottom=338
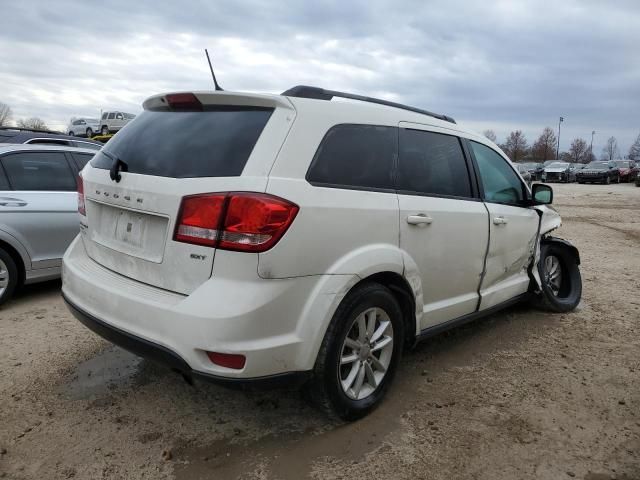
left=205, top=49, right=223, bottom=91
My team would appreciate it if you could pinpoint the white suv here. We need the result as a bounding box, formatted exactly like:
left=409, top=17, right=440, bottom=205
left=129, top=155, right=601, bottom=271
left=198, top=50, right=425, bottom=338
left=62, top=87, right=582, bottom=419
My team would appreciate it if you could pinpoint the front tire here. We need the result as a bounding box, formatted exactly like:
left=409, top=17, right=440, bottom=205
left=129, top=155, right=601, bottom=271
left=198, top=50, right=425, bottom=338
left=305, top=282, right=404, bottom=420
left=101, top=126, right=109, bottom=135
left=86, top=128, right=93, bottom=138
left=534, top=242, right=582, bottom=313
left=0, top=248, right=18, bottom=306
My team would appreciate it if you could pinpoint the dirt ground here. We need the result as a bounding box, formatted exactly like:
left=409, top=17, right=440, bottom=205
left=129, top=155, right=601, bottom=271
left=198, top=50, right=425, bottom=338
left=1, top=183, right=639, bottom=480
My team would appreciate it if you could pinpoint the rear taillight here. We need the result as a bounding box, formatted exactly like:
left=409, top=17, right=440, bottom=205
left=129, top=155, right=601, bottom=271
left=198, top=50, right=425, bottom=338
left=174, top=192, right=298, bottom=253
left=77, top=175, right=86, bottom=216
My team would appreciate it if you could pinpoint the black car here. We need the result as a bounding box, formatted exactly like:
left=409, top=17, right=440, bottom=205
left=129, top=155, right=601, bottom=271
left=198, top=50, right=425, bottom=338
left=576, top=161, right=620, bottom=184
left=0, top=127, right=103, bottom=150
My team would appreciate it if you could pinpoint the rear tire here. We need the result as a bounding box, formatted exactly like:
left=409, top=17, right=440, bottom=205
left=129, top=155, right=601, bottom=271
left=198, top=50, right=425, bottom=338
left=305, top=282, right=404, bottom=420
left=533, top=242, right=582, bottom=313
left=86, top=128, right=93, bottom=138
left=0, top=247, right=18, bottom=306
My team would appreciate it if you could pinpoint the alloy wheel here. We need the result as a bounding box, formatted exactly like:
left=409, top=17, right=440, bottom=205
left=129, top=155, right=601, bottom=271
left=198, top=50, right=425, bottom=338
left=338, top=307, right=394, bottom=400
left=0, top=258, right=8, bottom=298
left=544, top=255, right=563, bottom=296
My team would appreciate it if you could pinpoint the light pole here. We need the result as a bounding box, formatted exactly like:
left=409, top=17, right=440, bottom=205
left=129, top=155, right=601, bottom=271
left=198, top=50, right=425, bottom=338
left=556, top=116, right=564, bottom=160
left=590, top=130, right=595, bottom=162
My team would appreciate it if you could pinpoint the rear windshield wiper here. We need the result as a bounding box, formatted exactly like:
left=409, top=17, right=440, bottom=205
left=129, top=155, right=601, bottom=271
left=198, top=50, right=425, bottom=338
left=101, top=150, right=128, bottom=182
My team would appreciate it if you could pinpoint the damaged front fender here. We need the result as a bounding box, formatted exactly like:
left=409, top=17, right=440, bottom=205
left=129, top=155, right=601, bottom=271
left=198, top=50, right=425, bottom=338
left=528, top=205, right=579, bottom=292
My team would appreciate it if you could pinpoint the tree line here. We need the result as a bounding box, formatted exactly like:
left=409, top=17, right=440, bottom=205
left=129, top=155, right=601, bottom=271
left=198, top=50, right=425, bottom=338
left=483, top=127, right=640, bottom=163
left=0, top=101, right=48, bottom=131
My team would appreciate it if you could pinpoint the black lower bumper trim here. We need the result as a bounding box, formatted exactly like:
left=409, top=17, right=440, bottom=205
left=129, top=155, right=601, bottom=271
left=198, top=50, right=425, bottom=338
left=63, top=293, right=312, bottom=389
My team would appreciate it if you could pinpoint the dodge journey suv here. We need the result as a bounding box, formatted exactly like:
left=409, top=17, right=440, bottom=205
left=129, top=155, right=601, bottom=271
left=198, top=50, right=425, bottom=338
left=62, top=86, right=582, bottom=419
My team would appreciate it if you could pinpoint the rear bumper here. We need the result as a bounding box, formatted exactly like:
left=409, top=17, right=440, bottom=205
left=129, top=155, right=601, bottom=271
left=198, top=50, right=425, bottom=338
left=63, top=294, right=311, bottom=388
left=62, top=236, right=349, bottom=381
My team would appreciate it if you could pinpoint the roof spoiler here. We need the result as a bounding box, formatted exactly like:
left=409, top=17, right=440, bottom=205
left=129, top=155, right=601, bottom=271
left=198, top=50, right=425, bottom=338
left=281, top=85, right=456, bottom=124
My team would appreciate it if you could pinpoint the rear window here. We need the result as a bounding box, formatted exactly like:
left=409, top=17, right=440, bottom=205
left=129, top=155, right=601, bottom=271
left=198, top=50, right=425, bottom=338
left=90, top=108, right=273, bottom=178
left=306, top=124, right=396, bottom=190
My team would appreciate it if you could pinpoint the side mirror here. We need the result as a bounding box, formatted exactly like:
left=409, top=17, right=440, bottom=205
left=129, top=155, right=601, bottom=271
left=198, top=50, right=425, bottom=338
left=532, top=183, right=553, bottom=205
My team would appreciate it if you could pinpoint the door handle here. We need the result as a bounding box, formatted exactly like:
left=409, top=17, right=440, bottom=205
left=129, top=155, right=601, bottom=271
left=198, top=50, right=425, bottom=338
left=407, top=214, right=433, bottom=226
left=0, top=198, right=27, bottom=207
left=493, top=216, right=508, bottom=225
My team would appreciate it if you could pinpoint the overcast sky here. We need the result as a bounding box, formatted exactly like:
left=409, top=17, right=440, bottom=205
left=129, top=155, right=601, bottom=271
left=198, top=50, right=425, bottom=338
left=1, top=0, right=639, bottom=155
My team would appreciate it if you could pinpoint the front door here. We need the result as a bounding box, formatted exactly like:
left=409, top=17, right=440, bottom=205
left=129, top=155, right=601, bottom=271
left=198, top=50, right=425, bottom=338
left=397, top=124, right=489, bottom=329
left=467, top=141, right=539, bottom=310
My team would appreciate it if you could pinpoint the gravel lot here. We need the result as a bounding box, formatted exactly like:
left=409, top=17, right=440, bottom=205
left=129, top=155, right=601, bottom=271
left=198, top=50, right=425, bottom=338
left=1, top=183, right=639, bottom=480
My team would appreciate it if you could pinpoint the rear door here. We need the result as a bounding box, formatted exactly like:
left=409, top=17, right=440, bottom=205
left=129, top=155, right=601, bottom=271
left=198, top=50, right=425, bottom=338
left=0, top=150, right=78, bottom=268
left=397, top=124, right=488, bottom=329
left=467, top=141, right=539, bottom=310
left=80, top=95, right=293, bottom=294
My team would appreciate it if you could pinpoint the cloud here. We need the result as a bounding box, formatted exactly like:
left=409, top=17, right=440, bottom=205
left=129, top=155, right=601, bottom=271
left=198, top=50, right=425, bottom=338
left=1, top=0, right=638, bottom=154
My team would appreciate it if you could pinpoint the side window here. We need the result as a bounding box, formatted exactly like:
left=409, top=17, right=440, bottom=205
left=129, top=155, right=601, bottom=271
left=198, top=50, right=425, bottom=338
left=0, top=165, right=9, bottom=190
left=107, top=112, right=115, bottom=120
left=1, top=152, right=76, bottom=191
left=470, top=141, right=524, bottom=205
left=307, top=124, right=396, bottom=190
left=72, top=120, right=80, bottom=126
left=115, top=113, right=124, bottom=120
left=398, top=129, right=472, bottom=198
left=71, top=152, right=94, bottom=169
left=102, top=112, right=108, bottom=120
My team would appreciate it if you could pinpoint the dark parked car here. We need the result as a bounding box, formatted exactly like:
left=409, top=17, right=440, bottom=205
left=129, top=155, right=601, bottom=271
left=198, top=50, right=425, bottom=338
left=576, top=161, right=620, bottom=184
left=0, top=127, right=102, bottom=150
left=614, top=160, right=638, bottom=182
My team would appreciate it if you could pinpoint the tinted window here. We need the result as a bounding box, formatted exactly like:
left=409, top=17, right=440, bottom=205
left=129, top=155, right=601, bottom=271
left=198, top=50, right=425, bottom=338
left=102, top=113, right=107, bottom=120
left=2, top=152, right=76, bottom=191
left=398, top=129, right=471, bottom=198
left=470, top=141, right=524, bottom=205
left=91, top=108, right=273, bottom=178
left=107, top=113, right=115, bottom=120
left=0, top=165, right=9, bottom=190
left=71, top=152, right=94, bottom=169
left=307, top=124, right=396, bottom=190
left=116, top=113, right=123, bottom=120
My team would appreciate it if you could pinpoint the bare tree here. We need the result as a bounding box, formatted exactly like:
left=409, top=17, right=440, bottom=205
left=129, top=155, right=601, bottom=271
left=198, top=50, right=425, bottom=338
left=483, top=129, right=497, bottom=143
left=628, top=132, right=640, bottom=161
left=601, top=136, right=619, bottom=161
left=531, top=127, right=557, bottom=161
left=17, top=117, right=48, bottom=130
left=501, top=130, right=529, bottom=162
left=568, top=138, right=589, bottom=163
left=0, top=102, right=11, bottom=126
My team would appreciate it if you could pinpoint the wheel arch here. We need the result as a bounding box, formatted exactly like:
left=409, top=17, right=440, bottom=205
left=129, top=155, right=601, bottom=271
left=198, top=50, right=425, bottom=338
left=361, top=271, right=417, bottom=350
left=0, top=238, right=26, bottom=287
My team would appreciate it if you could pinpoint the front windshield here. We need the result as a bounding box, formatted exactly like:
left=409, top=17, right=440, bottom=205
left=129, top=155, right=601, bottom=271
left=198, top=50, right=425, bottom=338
left=587, top=162, right=608, bottom=170
left=548, top=162, right=568, bottom=168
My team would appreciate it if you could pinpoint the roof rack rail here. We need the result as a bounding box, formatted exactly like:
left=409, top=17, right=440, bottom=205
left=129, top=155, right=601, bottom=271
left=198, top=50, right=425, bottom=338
left=281, top=85, right=456, bottom=124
